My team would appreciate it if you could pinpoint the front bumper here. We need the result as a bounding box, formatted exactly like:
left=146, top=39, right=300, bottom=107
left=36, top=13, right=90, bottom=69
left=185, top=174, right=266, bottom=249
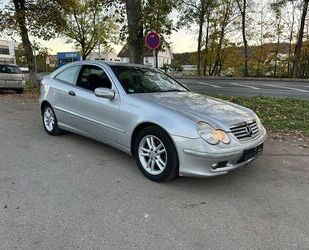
left=172, top=130, right=267, bottom=177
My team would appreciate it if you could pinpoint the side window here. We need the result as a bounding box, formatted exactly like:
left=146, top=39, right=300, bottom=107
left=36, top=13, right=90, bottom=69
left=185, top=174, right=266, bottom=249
left=77, top=65, right=112, bottom=92
left=55, top=66, right=80, bottom=85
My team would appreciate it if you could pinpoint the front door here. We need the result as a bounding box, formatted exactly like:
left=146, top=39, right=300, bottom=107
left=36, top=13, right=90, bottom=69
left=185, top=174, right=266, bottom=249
left=65, top=64, right=122, bottom=144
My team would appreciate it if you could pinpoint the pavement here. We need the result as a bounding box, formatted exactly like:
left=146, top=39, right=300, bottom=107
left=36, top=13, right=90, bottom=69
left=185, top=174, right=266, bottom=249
left=1, top=98, right=309, bottom=249
left=178, top=78, right=309, bottom=99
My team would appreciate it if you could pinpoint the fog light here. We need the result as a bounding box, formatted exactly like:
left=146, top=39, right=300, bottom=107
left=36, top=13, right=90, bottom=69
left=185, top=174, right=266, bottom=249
left=212, top=161, right=228, bottom=169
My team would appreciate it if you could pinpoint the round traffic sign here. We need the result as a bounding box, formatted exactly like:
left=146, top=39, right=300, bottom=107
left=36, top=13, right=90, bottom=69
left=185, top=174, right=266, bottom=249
left=145, top=31, right=161, bottom=50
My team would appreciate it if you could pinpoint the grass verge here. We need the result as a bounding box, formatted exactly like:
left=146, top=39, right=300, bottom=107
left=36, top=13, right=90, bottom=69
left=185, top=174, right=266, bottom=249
left=211, top=95, right=309, bottom=136
left=24, top=82, right=40, bottom=94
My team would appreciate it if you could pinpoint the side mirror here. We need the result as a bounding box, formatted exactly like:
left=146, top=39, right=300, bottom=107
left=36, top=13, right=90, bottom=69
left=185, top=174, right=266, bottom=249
left=94, top=88, right=115, bottom=99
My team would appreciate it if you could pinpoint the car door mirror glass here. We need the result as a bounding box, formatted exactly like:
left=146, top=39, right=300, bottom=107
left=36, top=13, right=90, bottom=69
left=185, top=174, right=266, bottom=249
left=94, top=88, right=115, bottom=99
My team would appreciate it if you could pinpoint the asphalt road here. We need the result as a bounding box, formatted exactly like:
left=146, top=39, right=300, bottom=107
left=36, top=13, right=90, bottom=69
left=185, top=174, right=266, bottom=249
left=178, top=78, right=309, bottom=99
left=1, top=100, right=309, bottom=249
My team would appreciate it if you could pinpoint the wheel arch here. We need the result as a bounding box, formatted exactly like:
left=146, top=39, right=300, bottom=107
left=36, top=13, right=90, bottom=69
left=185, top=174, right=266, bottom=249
left=130, top=122, right=174, bottom=155
left=40, top=100, right=51, bottom=115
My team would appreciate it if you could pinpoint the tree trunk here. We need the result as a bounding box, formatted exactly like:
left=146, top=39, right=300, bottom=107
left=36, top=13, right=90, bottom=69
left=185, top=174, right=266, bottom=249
left=197, top=0, right=206, bottom=76
left=212, top=2, right=230, bottom=76
left=203, top=16, right=210, bottom=76
left=209, top=17, right=218, bottom=76
left=125, top=0, right=144, bottom=64
left=242, top=7, right=249, bottom=76
left=288, top=3, right=296, bottom=77
left=292, top=0, right=309, bottom=78
left=274, top=16, right=281, bottom=78
left=197, top=17, right=204, bottom=76
left=13, top=0, right=38, bottom=86
left=237, top=0, right=249, bottom=77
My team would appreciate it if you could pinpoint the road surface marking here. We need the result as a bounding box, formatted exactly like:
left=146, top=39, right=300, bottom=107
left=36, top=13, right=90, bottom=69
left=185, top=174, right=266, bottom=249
left=197, top=82, right=222, bottom=88
left=228, top=82, right=260, bottom=90
left=263, top=84, right=309, bottom=93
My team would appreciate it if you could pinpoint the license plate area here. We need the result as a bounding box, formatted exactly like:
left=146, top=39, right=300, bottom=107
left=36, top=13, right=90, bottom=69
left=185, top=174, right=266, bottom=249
left=237, top=143, right=264, bottom=164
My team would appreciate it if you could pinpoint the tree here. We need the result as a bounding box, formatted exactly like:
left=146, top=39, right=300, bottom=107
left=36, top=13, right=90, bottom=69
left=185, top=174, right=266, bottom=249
left=178, top=0, right=212, bottom=76
left=287, top=1, right=297, bottom=77
left=61, top=0, right=118, bottom=60
left=210, top=0, right=236, bottom=76
left=293, top=0, right=309, bottom=78
left=236, top=0, right=250, bottom=77
left=125, top=0, right=144, bottom=64
left=0, top=0, right=68, bottom=86
left=271, top=1, right=284, bottom=77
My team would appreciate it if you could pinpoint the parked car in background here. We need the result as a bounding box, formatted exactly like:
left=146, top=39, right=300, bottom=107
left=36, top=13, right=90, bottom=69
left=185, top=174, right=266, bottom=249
left=0, top=64, right=25, bottom=94
left=40, top=61, right=267, bottom=182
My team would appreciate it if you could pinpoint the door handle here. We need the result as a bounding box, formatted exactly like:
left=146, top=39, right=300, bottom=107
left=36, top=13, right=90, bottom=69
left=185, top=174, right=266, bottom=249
left=68, top=91, right=76, bottom=96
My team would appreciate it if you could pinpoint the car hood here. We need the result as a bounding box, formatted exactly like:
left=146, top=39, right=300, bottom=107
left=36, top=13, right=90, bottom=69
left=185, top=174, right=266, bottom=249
left=136, top=92, right=254, bottom=129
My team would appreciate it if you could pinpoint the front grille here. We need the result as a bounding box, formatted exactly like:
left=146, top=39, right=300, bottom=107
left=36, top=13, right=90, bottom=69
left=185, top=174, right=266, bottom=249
left=230, top=120, right=259, bottom=141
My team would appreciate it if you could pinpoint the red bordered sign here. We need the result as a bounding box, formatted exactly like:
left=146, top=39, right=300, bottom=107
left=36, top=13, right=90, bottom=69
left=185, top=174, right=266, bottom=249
left=145, top=31, right=161, bottom=50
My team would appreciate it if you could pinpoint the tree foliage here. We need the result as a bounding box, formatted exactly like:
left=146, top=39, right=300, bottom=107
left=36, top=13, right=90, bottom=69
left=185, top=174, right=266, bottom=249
left=61, top=0, right=119, bottom=60
left=0, top=0, right=69, bottom=86
left=178, top=0, right=213, bottom=75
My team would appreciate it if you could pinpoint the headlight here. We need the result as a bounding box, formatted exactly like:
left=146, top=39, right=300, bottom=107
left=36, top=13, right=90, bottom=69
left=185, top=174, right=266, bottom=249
left=197, top=122, right=230, bottom=145
left=254, top=114, right=265, bottom=131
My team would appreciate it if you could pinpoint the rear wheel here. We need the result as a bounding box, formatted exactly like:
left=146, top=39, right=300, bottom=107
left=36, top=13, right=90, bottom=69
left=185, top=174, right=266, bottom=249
left=42, top=104, right=63, bottom=136
left=134, top=126, right=179, bottom=182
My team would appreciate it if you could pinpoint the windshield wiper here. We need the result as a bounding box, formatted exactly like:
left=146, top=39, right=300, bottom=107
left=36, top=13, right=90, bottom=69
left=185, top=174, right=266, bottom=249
left=161, top=89, right=186, bottom=92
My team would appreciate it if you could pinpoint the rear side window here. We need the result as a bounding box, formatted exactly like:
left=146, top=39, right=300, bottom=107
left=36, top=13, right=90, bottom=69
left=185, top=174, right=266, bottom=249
left=55, top=66, right=80, bottom=85
left=0, top=65, right=22, bottom=74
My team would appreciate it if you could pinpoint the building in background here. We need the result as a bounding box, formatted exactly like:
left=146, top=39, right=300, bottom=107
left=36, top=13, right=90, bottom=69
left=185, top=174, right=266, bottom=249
left=56, top=52, right=81, bottom=67
left=87, top=51, right=121, bottom=62
left=118, top=45, right=173, bottom=68
left=0, top=40, right=19, bottom=64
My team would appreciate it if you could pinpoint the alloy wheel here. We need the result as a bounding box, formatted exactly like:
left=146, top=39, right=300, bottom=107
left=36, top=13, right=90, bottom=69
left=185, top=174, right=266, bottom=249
left=43, top=107, right=55, bottom=132
left=138, top=135, right=167, bottom=175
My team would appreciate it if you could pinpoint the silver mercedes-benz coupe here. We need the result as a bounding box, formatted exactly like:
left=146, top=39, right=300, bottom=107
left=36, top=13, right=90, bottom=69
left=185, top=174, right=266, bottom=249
left=40, top=61, right=267, bottom=181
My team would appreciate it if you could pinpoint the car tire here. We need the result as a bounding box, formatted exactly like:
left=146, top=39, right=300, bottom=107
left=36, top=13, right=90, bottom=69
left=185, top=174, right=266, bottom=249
left=16, top=89, right=24, bottom=94
left=42, top=104, right=63, bottom=136
left=134, top=126, right=179, bottom=182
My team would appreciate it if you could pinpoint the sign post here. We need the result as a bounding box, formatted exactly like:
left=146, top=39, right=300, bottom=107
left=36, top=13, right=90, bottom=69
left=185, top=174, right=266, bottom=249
left=145, top=31, right=161, bottom=68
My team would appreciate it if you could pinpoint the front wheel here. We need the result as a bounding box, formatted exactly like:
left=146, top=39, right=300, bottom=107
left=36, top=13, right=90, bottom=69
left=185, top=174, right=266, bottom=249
left=42, top=104, right=63, bottom=136
left=134, top=126, right=179, bottom=182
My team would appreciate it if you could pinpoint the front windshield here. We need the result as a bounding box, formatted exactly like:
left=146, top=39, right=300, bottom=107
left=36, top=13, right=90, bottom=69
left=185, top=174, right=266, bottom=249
left=110, top=65, right=188, bottom=94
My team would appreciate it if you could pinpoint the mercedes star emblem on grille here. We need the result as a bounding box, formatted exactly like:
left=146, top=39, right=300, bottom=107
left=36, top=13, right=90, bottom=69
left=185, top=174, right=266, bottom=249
left=245, top=125, right=253, bottom=137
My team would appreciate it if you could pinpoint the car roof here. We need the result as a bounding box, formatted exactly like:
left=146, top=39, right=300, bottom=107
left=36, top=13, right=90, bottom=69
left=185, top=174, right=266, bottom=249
left=72, top=60, right=153, bottom=69
left=50, top=61, right=157, bottom=78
